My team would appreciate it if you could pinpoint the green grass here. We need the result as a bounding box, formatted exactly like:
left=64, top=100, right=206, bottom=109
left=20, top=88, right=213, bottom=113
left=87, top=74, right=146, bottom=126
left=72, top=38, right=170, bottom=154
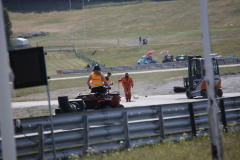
left=45, top=51, right=88, bottom=76
left=9, top=0, right=240, bottom=73
left=8, top=0, right=240, bottom=98
left=219, top=66, right=240, bottom=76
left=67, top=129, right=240, bottom=160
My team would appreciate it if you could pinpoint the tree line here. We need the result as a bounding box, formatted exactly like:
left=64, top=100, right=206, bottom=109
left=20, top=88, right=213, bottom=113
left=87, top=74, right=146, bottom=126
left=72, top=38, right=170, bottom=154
left=2, top=0, right=137, bottom=4
left=3, top=7, right=12, bottom=50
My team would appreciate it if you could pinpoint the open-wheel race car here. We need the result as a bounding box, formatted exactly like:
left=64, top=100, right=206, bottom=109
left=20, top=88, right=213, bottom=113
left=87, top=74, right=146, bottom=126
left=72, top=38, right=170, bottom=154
left=55, top=86, right=124, bottom=114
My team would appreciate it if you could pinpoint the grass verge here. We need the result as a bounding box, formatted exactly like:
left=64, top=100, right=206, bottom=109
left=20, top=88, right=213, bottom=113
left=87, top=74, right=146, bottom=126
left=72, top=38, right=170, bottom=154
left=68, top=128, right=240, bottom=160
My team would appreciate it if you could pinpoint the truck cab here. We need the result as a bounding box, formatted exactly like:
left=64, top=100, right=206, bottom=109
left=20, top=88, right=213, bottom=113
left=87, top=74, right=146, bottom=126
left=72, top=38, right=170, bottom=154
left=185, top=56, right=223, bottom=99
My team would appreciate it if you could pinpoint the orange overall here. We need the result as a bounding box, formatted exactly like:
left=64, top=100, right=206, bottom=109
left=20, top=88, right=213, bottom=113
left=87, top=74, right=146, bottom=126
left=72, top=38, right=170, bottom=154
left=119, top=76, right=134, bottom=101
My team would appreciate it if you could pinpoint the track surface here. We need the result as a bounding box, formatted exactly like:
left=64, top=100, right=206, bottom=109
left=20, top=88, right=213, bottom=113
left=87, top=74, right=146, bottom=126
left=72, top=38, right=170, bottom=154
left=12, top=92, right=240, bottom=109
left=12, top=64, right=240, bottom=108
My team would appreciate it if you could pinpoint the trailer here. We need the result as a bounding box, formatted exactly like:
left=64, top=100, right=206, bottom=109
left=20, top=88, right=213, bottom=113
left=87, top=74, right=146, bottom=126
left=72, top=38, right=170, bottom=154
left=12, top=38, right=29, bottom=48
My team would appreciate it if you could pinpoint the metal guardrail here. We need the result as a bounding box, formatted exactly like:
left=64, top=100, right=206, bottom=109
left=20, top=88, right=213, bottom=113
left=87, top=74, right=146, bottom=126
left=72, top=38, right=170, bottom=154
left=75, top=52, right=100, bottom=67
left=45, top=48, right=74, bottom=52
left=0, top=96, right=240, bottom=159
left=59, top=57, right=240, bottom=74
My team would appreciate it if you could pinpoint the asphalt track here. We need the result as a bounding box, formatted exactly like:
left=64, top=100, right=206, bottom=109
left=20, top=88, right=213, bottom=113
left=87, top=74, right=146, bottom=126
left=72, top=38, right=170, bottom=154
left=12, top=92, right=240, bottom=109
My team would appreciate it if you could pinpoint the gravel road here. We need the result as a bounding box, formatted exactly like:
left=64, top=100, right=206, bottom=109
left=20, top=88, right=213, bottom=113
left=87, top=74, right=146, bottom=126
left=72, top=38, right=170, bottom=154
left=12, top=74, right=240, bottom=103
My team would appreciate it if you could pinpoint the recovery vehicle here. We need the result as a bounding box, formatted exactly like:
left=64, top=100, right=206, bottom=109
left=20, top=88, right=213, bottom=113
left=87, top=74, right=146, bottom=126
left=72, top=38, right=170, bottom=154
left=56, top=86, right=124, bottom=114
left=174, top=55, right=223, bottom=99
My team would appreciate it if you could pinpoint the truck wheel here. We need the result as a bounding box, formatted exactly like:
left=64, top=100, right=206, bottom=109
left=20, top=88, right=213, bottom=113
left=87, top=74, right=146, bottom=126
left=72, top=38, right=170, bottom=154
left=202, top=90, right=208, bottom=98
left=217, top=89, right=223, bottom=97
left=186, top=89, right=193, bottom=99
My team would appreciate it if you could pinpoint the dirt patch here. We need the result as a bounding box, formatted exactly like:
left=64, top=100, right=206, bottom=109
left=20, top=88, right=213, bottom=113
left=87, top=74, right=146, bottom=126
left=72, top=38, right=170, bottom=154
left=13, top=105, right=58, bottom=119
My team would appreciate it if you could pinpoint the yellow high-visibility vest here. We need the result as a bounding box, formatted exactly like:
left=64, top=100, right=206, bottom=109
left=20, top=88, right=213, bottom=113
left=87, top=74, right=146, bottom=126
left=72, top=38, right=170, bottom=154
left=91, top=72, right=103, bottom=88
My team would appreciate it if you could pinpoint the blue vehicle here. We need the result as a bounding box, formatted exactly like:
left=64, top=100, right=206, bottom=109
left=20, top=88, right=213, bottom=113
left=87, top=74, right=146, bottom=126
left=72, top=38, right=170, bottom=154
left=137, top=55, right=157, bottom=65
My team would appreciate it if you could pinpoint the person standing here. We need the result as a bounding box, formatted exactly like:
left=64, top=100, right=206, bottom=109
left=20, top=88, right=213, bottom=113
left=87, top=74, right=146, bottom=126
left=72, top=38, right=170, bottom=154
left=105, top=72, right=113, bottom=85
left=118, top=73, right=134, bottom=102
left=139, top=36, right=142, bottom=45
left=87, top=64, right=109, bottom=93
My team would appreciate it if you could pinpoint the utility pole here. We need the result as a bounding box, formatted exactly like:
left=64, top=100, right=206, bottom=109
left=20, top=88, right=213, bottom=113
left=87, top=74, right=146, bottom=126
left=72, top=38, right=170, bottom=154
left=199, top=0, right=224, bottom=160
left=69, top=0, right=75, bottom=50
left=0, top=3, right=17, bottom=160
left=82, top=0, right=87, bottom=48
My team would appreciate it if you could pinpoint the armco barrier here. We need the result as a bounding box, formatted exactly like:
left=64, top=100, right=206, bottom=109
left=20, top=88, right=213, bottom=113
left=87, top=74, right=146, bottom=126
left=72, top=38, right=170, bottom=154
left=61, top=57, right=240, bottom=74
left=0, top=96, right=240, bottom=159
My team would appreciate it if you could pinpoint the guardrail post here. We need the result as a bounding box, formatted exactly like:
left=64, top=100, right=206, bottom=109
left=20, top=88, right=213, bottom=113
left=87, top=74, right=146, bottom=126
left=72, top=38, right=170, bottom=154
left=188, top=103, right=196, bottom=137
left=157, top=106, right=165, bottom=140
left=83, top=115, right=89, bottom=153
left=38, top=124, right=44, bottom=160
left=219, top=99, right=228, bottom=132
left=123, top=111, right=130, bottom=149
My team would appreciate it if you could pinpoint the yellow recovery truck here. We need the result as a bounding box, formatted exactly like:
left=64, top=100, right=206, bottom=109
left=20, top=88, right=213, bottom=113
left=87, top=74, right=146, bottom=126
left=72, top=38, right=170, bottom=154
left=184, top=55, right=223, bottom=99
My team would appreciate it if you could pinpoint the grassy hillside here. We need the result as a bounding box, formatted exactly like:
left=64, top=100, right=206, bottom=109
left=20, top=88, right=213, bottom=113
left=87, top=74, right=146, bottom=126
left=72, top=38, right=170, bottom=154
left=9, top=0, right=240, bottom=74
left=45, top=51, right=88, bottom=76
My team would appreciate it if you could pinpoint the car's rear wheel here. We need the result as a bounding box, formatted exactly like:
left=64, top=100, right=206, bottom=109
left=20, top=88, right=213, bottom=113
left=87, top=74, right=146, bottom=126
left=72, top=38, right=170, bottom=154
left=186, top=89, right=193, bottom=99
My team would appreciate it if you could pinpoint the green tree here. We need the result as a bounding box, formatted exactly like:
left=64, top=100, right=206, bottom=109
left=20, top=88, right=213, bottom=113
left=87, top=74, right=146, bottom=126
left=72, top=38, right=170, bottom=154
left=3, top=7, right=13, bottom=49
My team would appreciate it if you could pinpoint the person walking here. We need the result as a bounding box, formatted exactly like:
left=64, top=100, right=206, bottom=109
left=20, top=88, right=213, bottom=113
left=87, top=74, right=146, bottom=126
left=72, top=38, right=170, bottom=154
left=87, top=64, right=109, bottom=93
left=118, top=73, right=134, bottom=102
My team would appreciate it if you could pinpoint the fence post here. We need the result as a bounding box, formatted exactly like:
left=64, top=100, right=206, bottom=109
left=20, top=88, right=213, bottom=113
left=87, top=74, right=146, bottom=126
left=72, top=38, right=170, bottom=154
left=219, top=99, right=228, bottom=132
left=123, top=111, right=130, bottom=149
left=83, top=115, right=89, bottom=153
left=188, top=103, right=196, bottom=137
left=38, top=124, right=44, bottom=160
left=158, top=106, right=165, bottom=140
